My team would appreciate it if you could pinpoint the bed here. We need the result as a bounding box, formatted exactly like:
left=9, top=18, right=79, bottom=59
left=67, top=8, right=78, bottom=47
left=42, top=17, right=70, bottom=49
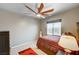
left=18, top=34, right=79, bottom=55
left=19, top=35, right=63, bottom=55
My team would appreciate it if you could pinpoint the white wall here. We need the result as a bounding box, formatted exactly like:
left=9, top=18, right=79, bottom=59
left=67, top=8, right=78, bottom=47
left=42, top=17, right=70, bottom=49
left=41, top=6, right=79, bottom=36
left=0, top=9, right=40, bottom=48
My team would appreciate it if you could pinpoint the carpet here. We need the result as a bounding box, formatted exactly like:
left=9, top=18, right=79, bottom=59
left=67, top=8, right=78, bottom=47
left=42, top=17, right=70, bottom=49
left=18, top=48, right=37, bottom=55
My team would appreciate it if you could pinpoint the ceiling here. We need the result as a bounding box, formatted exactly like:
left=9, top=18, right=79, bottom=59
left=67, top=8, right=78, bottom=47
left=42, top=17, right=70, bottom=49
left=0, top=3, right=79, bottom=18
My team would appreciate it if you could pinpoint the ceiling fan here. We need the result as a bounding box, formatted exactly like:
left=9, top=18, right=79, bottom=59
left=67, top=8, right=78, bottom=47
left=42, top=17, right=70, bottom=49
left=24, top=3, right=54, bottom=18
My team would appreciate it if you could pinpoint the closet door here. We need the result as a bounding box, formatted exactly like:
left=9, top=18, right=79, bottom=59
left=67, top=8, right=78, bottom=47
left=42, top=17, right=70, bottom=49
left=0, top=31, right=10, bottom=55
left=77, top=22, right=79, bottom=45
left=77, top=23, right=79, bottom=38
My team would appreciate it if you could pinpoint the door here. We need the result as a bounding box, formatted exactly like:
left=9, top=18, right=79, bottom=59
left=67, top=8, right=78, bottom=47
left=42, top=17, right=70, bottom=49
left=77, top=22, right=79, bottom=46
left=0, top=31, right=10, bottom=55
left=77, top=22, right=79, bottom=39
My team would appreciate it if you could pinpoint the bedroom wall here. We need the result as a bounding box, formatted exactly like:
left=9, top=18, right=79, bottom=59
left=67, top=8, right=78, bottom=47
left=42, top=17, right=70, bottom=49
left=41, top=6, right=79, bottom=36
left=0, top=9, right=40, bottom=48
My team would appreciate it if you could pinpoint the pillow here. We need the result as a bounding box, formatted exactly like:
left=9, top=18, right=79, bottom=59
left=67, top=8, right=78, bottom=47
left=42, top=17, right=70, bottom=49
left=64, top=32, right=76, bottom=38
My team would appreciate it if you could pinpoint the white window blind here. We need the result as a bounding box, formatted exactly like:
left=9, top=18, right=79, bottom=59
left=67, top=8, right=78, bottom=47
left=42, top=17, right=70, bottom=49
left=47, top=19, right=61, bottom=36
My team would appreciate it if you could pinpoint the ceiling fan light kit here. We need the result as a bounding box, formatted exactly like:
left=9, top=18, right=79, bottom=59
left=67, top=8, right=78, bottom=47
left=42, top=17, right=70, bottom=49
left=36, top=14, right=45, bottom=18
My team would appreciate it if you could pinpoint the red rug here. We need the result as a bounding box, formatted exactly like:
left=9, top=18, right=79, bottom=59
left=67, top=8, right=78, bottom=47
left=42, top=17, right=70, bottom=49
left=18, top=48, right=37, bottom=55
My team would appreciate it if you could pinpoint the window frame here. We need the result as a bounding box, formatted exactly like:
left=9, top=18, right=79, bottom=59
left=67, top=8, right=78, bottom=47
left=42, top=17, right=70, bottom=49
left=47, top=19, right=62, bottom=36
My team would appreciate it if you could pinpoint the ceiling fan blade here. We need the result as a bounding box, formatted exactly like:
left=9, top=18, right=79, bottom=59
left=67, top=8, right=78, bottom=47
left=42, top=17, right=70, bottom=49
left=41, top=9, right=54, bottom=14
left=24, top=4, right=37, bottom=14
left=38, top=3, right=44, bottom=13
left=40, top=13, right=47, bottom=16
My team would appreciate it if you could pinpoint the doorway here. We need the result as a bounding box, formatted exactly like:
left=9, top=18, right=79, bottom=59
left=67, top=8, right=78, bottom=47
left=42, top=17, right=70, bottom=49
left=0, top=31, right=10, bottom=55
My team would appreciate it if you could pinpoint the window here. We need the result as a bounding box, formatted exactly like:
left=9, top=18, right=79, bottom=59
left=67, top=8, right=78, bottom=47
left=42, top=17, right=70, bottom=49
left=47, top=19, right=61, bottom=35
